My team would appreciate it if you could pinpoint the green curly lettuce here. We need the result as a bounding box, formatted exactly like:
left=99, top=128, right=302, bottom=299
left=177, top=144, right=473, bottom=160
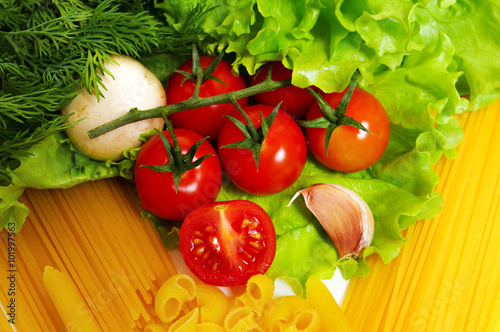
left=414, top=0, right=500, bottom=110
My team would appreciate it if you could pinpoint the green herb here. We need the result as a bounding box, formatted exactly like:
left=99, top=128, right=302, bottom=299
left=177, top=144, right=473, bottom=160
left=0, top=0, right=210, bottom=186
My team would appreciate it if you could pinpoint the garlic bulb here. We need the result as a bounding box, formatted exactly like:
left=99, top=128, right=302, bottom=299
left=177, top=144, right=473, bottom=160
left=289, top=183, right=374, bottom=260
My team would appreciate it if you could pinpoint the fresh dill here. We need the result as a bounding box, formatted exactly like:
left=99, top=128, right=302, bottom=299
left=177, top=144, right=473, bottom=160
left=0, top=0, right=210, bottom=186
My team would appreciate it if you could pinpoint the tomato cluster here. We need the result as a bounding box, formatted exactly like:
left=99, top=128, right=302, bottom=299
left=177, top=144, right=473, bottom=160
left=133, top=56, right=390, bottom=286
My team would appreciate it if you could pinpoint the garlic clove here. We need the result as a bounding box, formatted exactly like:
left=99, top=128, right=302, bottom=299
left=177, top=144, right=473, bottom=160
left=289, top=183, right=374, bottom=260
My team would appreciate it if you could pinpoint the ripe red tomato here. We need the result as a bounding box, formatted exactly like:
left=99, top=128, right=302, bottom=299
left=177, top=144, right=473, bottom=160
left=305, top=87, right=390, bottom=173
left=165, top=56, right=248, bottom=141
left=250, top=61, right=315, bottom=119
left=179, top=200, right=276, bottom=286
left=134, top=128, right=222, bottom=221
left=217, top=104, right=307, bottom=195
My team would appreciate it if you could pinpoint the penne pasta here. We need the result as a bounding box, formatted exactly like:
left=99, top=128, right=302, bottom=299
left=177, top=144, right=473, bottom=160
left=42, top=266, right=101, bottom=331
left=305, top=275, right=353, bottom=332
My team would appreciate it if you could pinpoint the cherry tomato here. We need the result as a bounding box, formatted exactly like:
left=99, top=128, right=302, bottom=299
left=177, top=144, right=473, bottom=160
left=179, top=200, right=276, bottom=286
left=134, top=128, right=222, bottom=221
left=305, top=87, right=390, bottom=173
left=250, top=61, right=315, bottom=119
left=166, top=56, right=248, bottom=141
left=217, top=104, right=307, bottom=195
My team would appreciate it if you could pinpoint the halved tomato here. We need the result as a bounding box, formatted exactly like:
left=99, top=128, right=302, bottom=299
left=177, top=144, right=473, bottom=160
left=179, top=200, right=276, bottom=286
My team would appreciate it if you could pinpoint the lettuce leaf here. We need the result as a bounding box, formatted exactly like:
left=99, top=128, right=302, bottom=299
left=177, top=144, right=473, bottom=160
left=159, top=0, right=500, bottom=107
left=414, top=0, right=500, bottom=110
left=0, top=132, right=135, bottom=231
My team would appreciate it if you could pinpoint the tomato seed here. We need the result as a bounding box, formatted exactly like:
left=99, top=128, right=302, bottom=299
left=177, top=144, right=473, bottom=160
left=241, top=218, right=251, bottom=228
left=249, top=232, right=262, bottom=239
left=249, top=241, right=261, bottom=248
left=196, top=247, right=206, bottom=256
left=248, top=221, right=259, bottom=230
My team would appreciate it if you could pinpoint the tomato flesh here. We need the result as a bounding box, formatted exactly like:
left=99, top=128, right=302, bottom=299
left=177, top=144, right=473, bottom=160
left=179, top=200, right=276, bottom=286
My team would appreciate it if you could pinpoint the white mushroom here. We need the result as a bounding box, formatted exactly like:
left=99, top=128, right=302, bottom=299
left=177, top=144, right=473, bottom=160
left=61, top=54, right=166, bottom=161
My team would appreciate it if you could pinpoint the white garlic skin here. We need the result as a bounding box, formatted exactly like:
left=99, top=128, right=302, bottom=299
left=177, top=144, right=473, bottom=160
left=290, top=183, right=374, bottom=260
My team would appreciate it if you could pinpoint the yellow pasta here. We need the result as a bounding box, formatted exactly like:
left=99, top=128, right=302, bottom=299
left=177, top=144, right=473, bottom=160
left=262, top=295, right=314, bottom=331
left=155, top=274, right=197, bottom=323
left=42, top=266, right=101, bottom=331
left=168, top=308, right=199, bottom=332
left=234, top=274, right=274, bottom=314
left=341, top=99, right=500, bottom=331
left=1, top=177, right=181, bottom=331
left=305, top=275, right=353, bottom=332
left=196, top=323, right=227, bottom=332
left=144, top=323, right=169, bottom=332
left=195, top=283, right=229, bottom=324
left=289, top=309, right=321, bottom=332
left=224, top=307, right=262, bottom=332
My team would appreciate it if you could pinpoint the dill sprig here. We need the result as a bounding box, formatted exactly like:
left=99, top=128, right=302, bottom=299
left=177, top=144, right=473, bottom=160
left=0, top=0, right=209, bottom=186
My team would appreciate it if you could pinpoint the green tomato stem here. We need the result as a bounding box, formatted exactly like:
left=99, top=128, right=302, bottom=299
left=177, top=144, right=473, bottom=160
left=87, top=77, right=292, bottom=139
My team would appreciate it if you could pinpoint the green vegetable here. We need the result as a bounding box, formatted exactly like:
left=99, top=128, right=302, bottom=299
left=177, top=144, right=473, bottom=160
left=0, top=0, right=209, bottom=186
left=0, top=132, right=135, bottom=231
left=2, top=0, right=500, bottom=291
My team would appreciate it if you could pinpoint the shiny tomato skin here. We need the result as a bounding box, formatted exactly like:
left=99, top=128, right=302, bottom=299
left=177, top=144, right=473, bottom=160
left=179, top=200, right=276, bottom=286
left=306, top=87, right=390, bottom=173
left=217, top=104, right=307, bottom=195
left=134, top=128, right=222, bottom=222
left=250, top=62, right=315, bottom=119
left=166, top=56, right=248, bottom=141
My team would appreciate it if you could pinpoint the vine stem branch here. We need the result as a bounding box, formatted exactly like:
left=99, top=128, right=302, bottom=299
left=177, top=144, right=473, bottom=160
left=87, top=77, right=292, bottom=139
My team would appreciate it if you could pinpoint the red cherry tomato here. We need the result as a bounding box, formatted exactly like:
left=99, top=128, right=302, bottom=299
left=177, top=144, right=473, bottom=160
left=250, top=61, right=315, bottom=119
left=179, top=200, right=276, bottom=286
left=166, top=56, right=248, bottom=141
left=134, top=128, right=222, bottom=221
left=305, top=87, right=390, bottom=173
left=217, top=104, right=307, bottom=195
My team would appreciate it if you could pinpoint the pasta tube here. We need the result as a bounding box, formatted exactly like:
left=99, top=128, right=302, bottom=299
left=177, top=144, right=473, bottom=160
left=196, top=323, right=227, bottom=332
left=224, top=307, right=262, bottom=332
left=42, top=266, right=101, bottom=332
left=234, top=274, right=274, bottom=315
left=262, top=296, right=319, bottom=332
left=305, top=275, right=354, bottom=332
left=195, top=283, right=229, bottom=324
left=155, top=274, right=196, bottom=323
left=168, top=308, right=199, bottom=332
left=144, top=323, right=168, bottom=332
